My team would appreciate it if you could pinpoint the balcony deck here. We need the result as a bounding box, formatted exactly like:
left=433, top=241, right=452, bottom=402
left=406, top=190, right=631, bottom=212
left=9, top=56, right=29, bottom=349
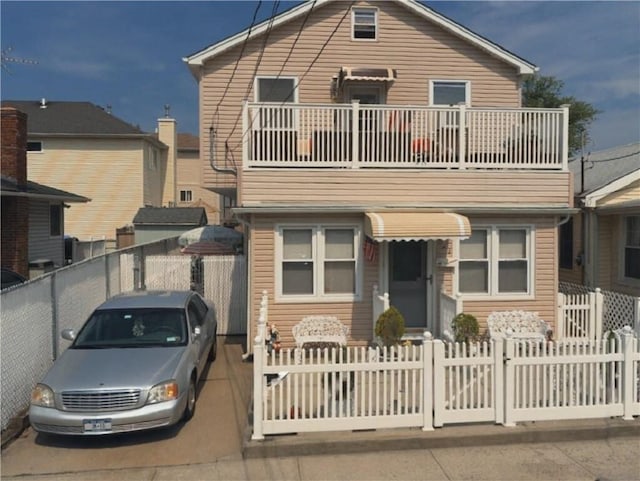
left=243, top=103, right=569, bottom=172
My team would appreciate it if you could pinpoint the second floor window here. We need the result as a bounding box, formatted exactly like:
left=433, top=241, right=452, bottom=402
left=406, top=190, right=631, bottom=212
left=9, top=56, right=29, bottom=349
left=255, top=77, right=297, bottom=129
left=180, top=190, right=193, bottom=202
left=352, top=8, right=377, bottom=40
left=430, top=80, right=470, bottom=106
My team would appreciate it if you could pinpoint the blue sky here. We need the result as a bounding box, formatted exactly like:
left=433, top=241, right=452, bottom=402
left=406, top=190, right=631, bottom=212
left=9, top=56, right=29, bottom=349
left=1, top=1, right=638, bottom=153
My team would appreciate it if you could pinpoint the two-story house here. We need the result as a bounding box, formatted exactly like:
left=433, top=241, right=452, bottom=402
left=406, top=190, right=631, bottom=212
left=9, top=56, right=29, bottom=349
left=0, top=100, right=179, bottom=248
left=184, top=0, right=574, bottom=346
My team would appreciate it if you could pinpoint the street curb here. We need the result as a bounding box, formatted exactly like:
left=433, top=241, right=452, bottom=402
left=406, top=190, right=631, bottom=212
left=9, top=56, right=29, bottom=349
left=242, top=418, right=640, bottom=459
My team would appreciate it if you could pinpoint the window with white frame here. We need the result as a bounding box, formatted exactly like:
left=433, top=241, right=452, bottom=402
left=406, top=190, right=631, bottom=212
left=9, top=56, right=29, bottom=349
left=352, top=8, right=377, bottom=40
left=180, top=190, right=193, bottom=203
left=255, top=77, right=297, bottom=129
left=623, top=215, right=640, bottom=280
left=430, top=80, right=470, bottom=106
left=459, top=226, right=532, bottom=296
left=277, top=225, right=360, bottom=300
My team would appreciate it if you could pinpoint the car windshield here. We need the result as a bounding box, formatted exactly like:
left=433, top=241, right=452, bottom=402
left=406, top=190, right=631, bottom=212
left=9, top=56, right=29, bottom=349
left=72, top=308, right=188, bottom=348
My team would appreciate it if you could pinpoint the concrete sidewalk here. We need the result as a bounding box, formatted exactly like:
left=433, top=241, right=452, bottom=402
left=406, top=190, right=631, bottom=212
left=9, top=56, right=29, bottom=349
left=243, top=415, right=640, bottom=459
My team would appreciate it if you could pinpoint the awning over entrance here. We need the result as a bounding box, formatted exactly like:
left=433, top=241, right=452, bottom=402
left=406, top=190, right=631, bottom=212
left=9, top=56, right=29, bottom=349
left=364, top=212, right=471, bottom=242
left=339, top=66, right=397, bottom=83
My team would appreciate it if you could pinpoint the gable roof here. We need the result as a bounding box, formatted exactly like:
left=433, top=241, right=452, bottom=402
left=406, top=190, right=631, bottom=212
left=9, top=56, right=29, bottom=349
left=132, top=207, right=208, bottom=226
left=568, top=142, right=640, bottom=202
left=1, top=176, right=89, bottom=203
left=0, top=100, right=157, bottom=139
left=184, top=0, right=537, bottom=76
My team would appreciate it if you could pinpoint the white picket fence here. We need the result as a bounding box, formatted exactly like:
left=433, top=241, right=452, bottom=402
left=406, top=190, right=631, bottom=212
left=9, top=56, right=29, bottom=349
left=253, top=315, right=639, bottom=438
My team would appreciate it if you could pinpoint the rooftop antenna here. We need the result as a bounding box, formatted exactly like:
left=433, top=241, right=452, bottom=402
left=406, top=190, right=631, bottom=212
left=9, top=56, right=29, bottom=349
left=1, top=47, right=38, bottom=72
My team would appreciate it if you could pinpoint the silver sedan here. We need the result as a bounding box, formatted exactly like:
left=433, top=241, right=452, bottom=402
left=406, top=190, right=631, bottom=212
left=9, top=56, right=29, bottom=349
left=29, top=290, right=217, bottom=435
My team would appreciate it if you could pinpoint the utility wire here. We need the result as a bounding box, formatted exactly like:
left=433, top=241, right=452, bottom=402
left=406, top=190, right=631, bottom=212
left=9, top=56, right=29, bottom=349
left=231, top=1, right=354, bottom=151
left=585, top=150, right=640, bottom=163
left=210, top=1, right=263, bottom=129
left=226, top=0, right=280, bottom=142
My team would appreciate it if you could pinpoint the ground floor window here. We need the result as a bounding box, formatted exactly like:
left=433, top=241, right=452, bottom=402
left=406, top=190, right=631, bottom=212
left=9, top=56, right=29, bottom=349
left=49, top=204, right=62, bottom=237
left=623, top=215, right=640, bottom=280
left=459, top=226, right=533, bottom=297
left=276, top=224, right=361, bottom=301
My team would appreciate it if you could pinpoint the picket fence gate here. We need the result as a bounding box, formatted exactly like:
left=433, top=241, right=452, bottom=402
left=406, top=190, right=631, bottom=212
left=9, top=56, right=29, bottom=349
left=252, top=327, right=640, bottom=439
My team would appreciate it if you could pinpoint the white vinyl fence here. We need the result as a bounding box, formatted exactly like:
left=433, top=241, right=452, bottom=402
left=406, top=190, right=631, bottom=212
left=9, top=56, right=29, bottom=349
left=253, top=296, right=639, bottom=439
left=558, top=282, right=640, bottom=338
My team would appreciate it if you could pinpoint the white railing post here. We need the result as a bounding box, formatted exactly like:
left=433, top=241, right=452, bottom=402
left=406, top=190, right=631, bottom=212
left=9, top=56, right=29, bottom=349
left=242, top=100, right=250, bottom=169
left=557, top=292, right=565, bottom=340
left=594, top=288, right=603, bottom=340
left=422, top=331, right=434, bottom=431
left=560, top=104, right=570, bottom=171
left=493, top=337, right=504, bottom=425
left=351, top=100, right=360, bottom=168
left=503, top=334, right=516, bottom=426
left=432, top=339, right=445, bottom=427
left=251, top=331, right=265, bottom=440
left=621, top=326, right=635, bottom=420
left=457, top=103, right=466, bottom=169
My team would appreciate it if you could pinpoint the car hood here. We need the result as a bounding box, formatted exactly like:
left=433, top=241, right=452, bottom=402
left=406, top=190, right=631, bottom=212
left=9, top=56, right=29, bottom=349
left=42, top=347, right=187, bottom=392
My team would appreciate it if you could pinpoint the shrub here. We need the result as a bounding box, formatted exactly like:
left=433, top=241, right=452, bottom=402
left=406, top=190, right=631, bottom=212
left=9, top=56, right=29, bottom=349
left=451, top=313, right=479, bottom=343
left=375, top=306, right=406, bottom=347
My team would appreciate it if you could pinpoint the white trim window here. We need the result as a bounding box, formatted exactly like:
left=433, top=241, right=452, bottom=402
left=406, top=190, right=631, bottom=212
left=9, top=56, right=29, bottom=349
left=623, top=215, right=640, bottom=281
left=352, top=7, right=377, bottom=40
left=276, top=224, right=361, bottom=302
left=429, top=80, right=470, bottom=107
left=254, top=76, right=298, bottom=129
left=459, top=226, right=533, bottom=297
left=179, top=190, right=193, bottom=203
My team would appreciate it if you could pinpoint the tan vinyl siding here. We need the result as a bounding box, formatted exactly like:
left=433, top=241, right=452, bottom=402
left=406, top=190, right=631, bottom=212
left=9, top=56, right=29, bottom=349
left=241, top=170, right=572, bottom=206
left=200, top=0, right=522, bottom=192
left=457, top=216, right=558, bottom=336
left=143, top=143, right=165, bottom=208
left=27, top=138, right=147, bottom=241
left=249, top=214, right=377, bottom=347
left=598, top=180, right=640, bottom=207
left=177, top=149, right=220, bottom=223
left=28, top=200, right=64, bottom=266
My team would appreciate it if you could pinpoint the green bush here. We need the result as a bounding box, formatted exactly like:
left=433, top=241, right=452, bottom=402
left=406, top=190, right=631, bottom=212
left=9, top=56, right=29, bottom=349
left=375, top=306, right=406, bottom=346
left=451, top=313, right=479, bottom=343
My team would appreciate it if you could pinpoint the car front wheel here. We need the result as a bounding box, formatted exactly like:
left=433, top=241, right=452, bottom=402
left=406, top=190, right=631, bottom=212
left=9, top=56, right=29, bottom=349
left=182, top=376, right=196, bottom=422
left=208, top=330, right=218, bottom=362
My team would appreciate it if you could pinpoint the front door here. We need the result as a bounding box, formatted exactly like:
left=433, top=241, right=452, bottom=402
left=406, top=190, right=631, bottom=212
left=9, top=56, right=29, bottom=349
left=388, top=241, right=428, bottom=329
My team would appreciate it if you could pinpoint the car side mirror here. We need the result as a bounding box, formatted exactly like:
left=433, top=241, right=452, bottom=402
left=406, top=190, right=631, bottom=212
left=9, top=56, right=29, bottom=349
left=61, top=329, right=76, bottom=341
left=193, top=326, right=202, bottom=338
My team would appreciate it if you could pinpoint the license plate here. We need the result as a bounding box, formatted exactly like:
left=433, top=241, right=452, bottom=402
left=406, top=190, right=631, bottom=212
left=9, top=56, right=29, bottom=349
left=83, top=418, right=112, bottom=432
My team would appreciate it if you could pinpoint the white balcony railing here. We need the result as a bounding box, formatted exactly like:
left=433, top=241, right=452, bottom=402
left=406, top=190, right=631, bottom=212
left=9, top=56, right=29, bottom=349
left=243, top=102, right=569, bottom=171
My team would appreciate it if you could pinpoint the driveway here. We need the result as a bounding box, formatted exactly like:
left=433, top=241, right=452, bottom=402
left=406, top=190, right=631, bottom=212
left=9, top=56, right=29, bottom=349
left=1, top=336, right=253, bottom=478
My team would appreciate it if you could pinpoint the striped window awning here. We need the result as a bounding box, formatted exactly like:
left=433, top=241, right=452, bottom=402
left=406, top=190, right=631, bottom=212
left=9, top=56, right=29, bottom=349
left=339, top=66, right=397, bottom=83
left=364, top=212, right=471, bottom=242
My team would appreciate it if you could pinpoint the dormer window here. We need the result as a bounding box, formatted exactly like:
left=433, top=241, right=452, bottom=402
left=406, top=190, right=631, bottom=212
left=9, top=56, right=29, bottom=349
left=352, top=8, right=377, bottom=40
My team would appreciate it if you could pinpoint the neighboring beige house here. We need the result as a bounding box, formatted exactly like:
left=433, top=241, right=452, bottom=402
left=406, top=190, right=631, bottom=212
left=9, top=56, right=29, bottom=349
left=176, top=133, right=221, bottom=224
left=1, top=100, right=178, bottom=247
left=184, top=0, right=574, bottom=346
left=560, top=142, right=640, bottom=296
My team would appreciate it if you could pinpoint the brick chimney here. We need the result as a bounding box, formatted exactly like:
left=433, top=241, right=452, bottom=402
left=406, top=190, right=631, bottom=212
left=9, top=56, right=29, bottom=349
left=1, top=107, right=30, bottom=277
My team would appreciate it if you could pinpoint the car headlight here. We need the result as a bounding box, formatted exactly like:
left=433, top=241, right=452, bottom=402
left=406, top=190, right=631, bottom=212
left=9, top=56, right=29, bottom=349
left=146, top=381, right=179, bottom=405
left=31, top=384, right=55, bottom=408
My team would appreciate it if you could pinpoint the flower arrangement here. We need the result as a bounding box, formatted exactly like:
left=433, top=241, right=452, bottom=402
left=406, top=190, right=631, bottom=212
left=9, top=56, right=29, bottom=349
left=266, top=323, right=281, bottom=353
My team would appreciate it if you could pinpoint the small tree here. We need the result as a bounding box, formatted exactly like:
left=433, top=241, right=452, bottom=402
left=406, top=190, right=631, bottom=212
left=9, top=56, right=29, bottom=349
left=375, top=306, right=405, bottom=347
left=451, top=313, right=479, bottom=343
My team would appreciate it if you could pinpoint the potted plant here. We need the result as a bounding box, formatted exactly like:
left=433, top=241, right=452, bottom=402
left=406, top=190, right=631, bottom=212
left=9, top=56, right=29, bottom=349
left=451, top=313, right=479, bottom=343
left=375, top=306, right=406, bottom=347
